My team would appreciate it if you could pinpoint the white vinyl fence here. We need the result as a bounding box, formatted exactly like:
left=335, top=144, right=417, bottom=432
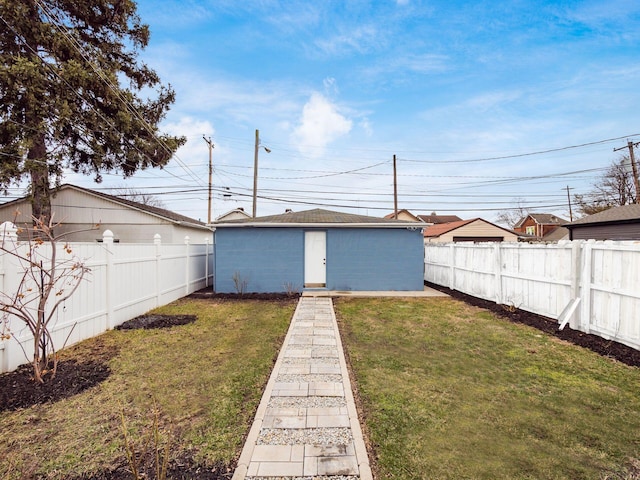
left=0, top=227, right=214, bottom=373
left=425, top=240, right=640, bottom=350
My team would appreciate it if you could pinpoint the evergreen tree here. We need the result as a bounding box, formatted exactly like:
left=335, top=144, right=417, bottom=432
left=0, top=0, right=185, bottom=221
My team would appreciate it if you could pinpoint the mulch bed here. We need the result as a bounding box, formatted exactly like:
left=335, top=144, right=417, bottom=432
left=188, top=290, right=300, bottom=302
left=426, top=281, right=640, bottom=368
left=0, top=358, right=111, bottom=412
left=115, top=314, right=197, bottom=330
left=65, top=457, right=231, bottom=480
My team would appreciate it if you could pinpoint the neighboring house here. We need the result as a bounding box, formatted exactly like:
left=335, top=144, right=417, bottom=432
left=514, top=213, right=567, bottom=238
left=423, top=218, right=518, bottom=243
left=0, top=184, right=212, bottom=243
left=384, top=209, right=422, bottom=222
left=565, top=204, right=640, bottom=240
left=417, top=213, right=463, bottom=224
left=214, top=207, right=251, bottom=223
left=214, top=208, right=425, bottom=293
left=384, top=210, right=463, bottom=224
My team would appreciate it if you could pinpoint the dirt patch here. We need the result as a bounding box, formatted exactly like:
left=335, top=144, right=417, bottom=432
left=115, top=314, right=197, bottom=330
left=426, top=282, right=640, bottom=368
left=0, top=358, right=111, bottom=412
left=0, top=339, right=117, bottom=412
left=66, top=457, right=231, bottom=480
left=188, top=289, right=300, bottom=302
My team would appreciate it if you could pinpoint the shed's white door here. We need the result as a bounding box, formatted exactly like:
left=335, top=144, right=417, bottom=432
left=304, top=231, right=326, bottom=287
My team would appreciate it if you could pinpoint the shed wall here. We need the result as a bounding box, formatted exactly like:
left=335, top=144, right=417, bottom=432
left=570, top=222, right=640, bottom=240
left=215, top=228, right=304, bottom=293
left=214, top=227, right=424, bottom=293
left=328, top=228, right=424, bottom=290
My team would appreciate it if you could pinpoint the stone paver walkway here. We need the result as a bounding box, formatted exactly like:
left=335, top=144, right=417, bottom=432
left=232, top=296, right=372, bottom=480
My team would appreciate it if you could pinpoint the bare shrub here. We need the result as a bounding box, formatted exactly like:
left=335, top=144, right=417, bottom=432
left=0, top=216, right=92, bottom=383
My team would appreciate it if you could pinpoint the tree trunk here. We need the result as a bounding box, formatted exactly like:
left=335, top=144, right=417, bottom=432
left=28, top=132, right=51, bottom=225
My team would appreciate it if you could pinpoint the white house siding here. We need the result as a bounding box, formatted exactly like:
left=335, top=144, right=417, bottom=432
left=425, top=219, right=518, bottom=243
left=0, top=188, right=210, bottom=243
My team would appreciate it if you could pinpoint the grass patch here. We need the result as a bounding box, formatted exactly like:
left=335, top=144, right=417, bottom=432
left=335, top=297, right=640, bottom=480
left=0, top=298, right=294, bottom=478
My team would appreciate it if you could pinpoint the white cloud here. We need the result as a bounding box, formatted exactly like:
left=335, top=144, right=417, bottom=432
left=291, top=93, right=352, bottom=158
left=359, top=117, right=373, bottom=137
left=314, top=25, right=382, bottom=56
left=323, top=77, right=338, bottom=94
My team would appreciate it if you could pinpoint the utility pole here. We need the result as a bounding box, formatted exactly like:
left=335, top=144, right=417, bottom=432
left=566, top=185, right=573, bottom=221
left=614, top=140, right=640, bottom=204
left=393, top=154, right=398, bottom=219
left=252, top=129, right=271, bottom=218
left=203, top=136, right=214, bottom=224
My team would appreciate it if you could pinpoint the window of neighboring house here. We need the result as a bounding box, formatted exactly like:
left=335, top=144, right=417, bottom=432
left=525, top=226, right=536, bottom=235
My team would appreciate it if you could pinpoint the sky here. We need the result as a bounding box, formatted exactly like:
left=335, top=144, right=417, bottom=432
left=23, top=0, right=640, bottom=224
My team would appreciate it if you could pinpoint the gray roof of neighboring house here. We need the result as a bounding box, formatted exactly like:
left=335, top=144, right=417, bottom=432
left=542, top=226, right=569, bottom=241
left=215, top=208, right=423, bottom=228
left=565, top=204, right=640, bottom=227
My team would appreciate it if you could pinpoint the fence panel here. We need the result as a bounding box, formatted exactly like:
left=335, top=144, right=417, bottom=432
left=0, top=230, right=213, bottom=373
left=585, top=243, right=640, bottom=349
left=425, top=240, right=640, bottom=350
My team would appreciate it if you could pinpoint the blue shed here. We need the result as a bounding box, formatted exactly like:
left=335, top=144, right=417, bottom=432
left=213, top=209, right=424, bottom=293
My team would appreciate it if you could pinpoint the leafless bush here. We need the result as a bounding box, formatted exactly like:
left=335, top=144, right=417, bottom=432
left=283, top=281, right=300, bottom=297
left=232, top=272, right=248, bottom=295
left=0, top=215, right=93, bottom=383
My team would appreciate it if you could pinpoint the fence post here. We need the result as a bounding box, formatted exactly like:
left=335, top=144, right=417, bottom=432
left=0, top=222, right=18, bottom=373
left=103, top=230, right=114, bottom=330
left=570, top=241, right=582, bottom=329
left=449, top=243, right=455, bottom=290
left=154, top=234, right=162, bottom=307
left=494, top=243, right=503, bottom=305
left=184, top=236, right=190, bottom=295
left=204, top=237, right=210, bottom=288
left=579, top=240, right=594, bottom=334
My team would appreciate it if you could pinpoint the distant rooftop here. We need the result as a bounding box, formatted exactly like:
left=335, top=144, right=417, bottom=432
left=566, top=204, right=640, bottom=226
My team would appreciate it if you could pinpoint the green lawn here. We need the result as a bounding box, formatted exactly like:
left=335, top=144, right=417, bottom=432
left=335, top=297, right=640, bottom=480
left=0, top=298, right=294, bottom=479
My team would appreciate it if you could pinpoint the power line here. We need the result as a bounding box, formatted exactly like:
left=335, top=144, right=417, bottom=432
left=398, top=133, right=640, bottom=164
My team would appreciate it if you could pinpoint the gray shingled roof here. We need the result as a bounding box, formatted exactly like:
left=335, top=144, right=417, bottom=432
left=566, top=204, right=640, bottom=226
left=216, top=208, right=422, bottom=226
